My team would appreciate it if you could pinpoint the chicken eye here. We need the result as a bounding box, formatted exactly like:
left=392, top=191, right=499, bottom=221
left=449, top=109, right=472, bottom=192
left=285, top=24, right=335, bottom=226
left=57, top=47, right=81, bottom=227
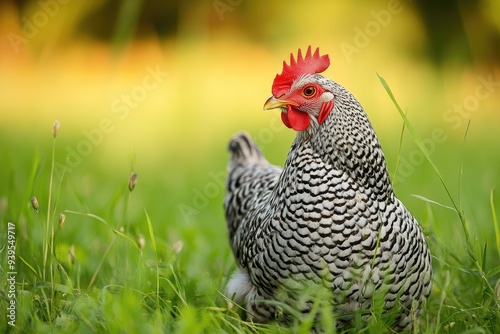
left=302, top=86, right=316, bottom=98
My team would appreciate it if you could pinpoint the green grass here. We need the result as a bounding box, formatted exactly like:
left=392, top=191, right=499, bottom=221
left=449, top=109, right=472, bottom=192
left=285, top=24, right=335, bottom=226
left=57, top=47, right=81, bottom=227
left=1, top=82, right=499, bottom=333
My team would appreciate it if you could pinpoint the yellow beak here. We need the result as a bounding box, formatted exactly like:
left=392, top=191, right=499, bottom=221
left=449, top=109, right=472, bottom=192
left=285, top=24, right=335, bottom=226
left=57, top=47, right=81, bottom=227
left=263, top=96, right=299, bottom=110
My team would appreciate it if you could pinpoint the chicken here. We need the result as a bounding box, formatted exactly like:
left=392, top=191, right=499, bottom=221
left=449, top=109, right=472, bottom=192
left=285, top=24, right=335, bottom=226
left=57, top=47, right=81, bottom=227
left=224, top=46, right=432, bottom=330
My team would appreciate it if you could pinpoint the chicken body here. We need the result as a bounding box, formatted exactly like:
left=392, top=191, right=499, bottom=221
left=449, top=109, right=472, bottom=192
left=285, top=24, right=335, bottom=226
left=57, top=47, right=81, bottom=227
left=224, top=48, right=432, bottom=330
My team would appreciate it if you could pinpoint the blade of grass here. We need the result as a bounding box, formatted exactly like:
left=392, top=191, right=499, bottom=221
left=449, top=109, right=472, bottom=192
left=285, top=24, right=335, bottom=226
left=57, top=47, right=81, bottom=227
left=112, top=228, right=142, bottom=251
left=145, top=210, right=157, bottom=255
left=391, top=110, right=407, bottom=186
left=43, top=132, right=57, bottom=281
left=491, top=190, right=500, bottom=258
left=19, top=255, right=39, bottom=277
left=161, top=264, right=188, bottom=308
left=435, top=270, right=450, bottom=334
left=481, top=241, right=488, bottom=274
left=411, top=194, right=457, bottom=212
left=377, top=73, right=469, bottom=242
left=88, top=235, right=117, bottom=289
left=458, top=120, right=471, bottom=209
left=145, top=209, right=160, bottom=308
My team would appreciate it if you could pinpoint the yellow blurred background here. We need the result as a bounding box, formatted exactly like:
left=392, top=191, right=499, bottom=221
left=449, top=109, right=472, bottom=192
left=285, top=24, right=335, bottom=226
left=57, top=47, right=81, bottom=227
left=0, top=0, right=499, bottom=207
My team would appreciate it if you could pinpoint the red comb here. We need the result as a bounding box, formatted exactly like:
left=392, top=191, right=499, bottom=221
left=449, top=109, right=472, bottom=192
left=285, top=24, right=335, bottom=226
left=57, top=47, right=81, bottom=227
left=271, top=46, right=330, bottom=97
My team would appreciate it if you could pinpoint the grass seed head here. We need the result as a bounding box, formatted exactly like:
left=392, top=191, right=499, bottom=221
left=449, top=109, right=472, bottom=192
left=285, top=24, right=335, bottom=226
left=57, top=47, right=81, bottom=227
left=0, top=197, right=7, bottom=212
left=52, top=120, right=60, bottom=138
left=68, top=244, right=75, bottom=265
left=59, top=213, right=66, bottom=229
left=137, top=234, right=146, bottom=249
left=128, top=172, right=138, bottom=192
left=173, top=240, right=184, bottom=253
left=30, top=196, right=39, bottom=212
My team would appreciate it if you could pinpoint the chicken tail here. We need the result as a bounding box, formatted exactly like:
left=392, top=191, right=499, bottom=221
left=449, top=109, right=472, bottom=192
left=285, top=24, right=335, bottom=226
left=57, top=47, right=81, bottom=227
left=228, top=132, right=266, bottom=168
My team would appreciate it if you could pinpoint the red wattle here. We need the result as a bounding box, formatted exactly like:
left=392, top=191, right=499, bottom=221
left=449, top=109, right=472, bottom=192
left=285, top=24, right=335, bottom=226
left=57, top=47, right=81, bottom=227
left=281, top=112, right=292, bottom=128
left=318, top=100, right=334, bottom=124
left=283, top=106, right=310, bottom=131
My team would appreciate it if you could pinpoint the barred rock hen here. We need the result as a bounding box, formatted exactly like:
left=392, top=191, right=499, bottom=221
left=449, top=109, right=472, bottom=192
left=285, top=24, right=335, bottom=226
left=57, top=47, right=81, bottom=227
left=224, top=46, right=432, bottom=330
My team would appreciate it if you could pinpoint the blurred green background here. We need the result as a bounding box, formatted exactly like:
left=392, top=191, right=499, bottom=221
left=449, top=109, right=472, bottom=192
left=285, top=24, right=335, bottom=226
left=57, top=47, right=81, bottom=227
left=0, top=0, right=499, bottom=305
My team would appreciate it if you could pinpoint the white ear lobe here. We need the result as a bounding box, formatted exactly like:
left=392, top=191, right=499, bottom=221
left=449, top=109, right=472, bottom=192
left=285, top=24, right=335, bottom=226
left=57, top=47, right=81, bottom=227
left=319, top=92, right=334, bottom=102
